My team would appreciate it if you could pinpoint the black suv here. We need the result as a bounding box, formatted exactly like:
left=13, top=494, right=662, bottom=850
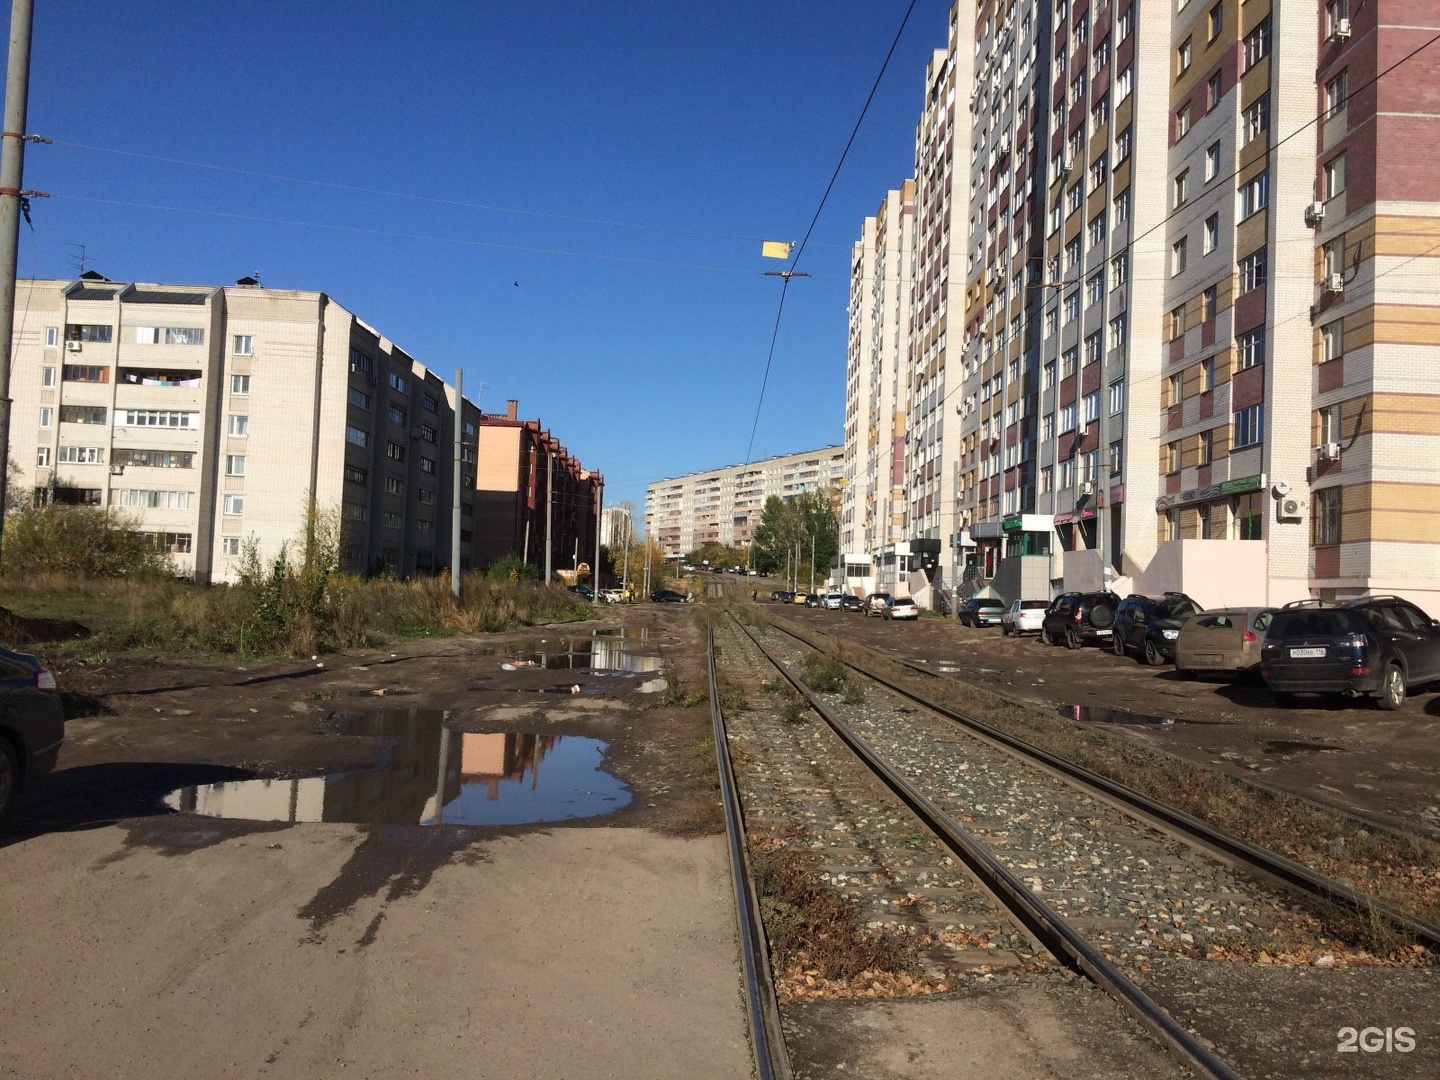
left=1040, top=591, right=1121, bottom=649
left=1111, top=592, right=1202, bottom=666
left=1260, top=595, right=1440, bottom=710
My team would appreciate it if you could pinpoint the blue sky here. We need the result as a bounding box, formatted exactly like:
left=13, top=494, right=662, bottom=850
left=13, top=2, right=943, bottom=520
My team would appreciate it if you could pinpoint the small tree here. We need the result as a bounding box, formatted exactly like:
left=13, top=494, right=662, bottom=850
left=1, top=503, right=174, bottom=578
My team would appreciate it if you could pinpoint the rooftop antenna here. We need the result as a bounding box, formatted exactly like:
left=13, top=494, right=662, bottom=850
left=66, top=243, right=90, bottom=275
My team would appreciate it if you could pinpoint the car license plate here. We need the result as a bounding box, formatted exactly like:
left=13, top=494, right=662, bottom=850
left=1095, top=629, right=1112, bottom=636
left=1289, top=647, right=1326, bottom=658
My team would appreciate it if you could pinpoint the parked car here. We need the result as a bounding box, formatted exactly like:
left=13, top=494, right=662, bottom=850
left=822, top=593, right=844, bottom=610
left=1260, top=596, right=1440, bottom=710
left=1040, top=590, right=1121, bottom=649
left=881, top=595, right=920, bottom=621
left=771, top=590, right=794, bottom=603
left=863, top=592, right=891, bottom=617
left=958, top=597, right=1006, bottom=627
left=1175, top=607, right=1276, bottom=677
left=566, top=584, right=595, bottom=600
left=0, top=646, right=65, bottom=821
left=840, top=593, right=865, bottom=612
left=804, top=593, right=822, bottom=608
left=792, top=591, right=810, bottom=606
left=1001, top=599, right=1049, bottom=636
left=600, top=588, right=625, bottom=604
left=1110, top=592, right=1202, bottom=666
left=651, top=589, right=687, bottom=603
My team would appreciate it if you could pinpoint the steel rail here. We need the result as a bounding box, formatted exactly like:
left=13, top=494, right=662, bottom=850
left=764, top=613, right=1440, bottom=954
left=707, top=622, right=791, bottom=1080
left=730, top=613, right=1241, bottom=1080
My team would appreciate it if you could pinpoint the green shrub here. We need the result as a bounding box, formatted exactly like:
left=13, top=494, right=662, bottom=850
left=2, top=504, right=174, bottom=578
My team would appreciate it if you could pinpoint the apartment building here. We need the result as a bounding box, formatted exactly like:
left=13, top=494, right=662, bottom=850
left=645, top=446, right=845, bottom=558
left=6, top=275, right=558, bottom=584
left=843, top=0, right=1440, bottom=609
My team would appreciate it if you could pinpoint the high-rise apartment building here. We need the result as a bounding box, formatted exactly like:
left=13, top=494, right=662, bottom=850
left=844, top=0, right=1440, bottom=609
left=645, top=446, right=845, bottom=558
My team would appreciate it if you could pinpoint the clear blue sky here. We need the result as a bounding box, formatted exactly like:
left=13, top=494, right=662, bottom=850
left=12, top=1, right=943, bottom=522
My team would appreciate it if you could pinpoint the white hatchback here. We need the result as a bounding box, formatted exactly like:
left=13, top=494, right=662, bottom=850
left=882, top=596, right=920, bottom=621
left=1001, top=599, right=1049, bottom=636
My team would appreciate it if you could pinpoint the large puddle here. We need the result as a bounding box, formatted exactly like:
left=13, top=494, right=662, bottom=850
left=165, top=708, right=631, bottom=826
left=480, top=629, right=666, bottom=693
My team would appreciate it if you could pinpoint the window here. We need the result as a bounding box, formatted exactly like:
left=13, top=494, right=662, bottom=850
left=385, top=476, right=404, bottom=495
left=420, top=424, right=437, bottom=444
left=39, top=407, right=53, bottom=428
left=1203, top=213, right=1220, bottom=255
left=1064, top=292, right=1080, bottom=324
left=1113, top=189, right=1130, bottom=223
left=1091, top=95, right=1110, bottom=127
left=1202, top=285, right=1218, bottom=321
left=1177, top=37, right=1193, bottom=76
left=62, top=364, right=109, bottom=383
left=1085, top=331, right=1103, bottom=366
left=1109, top=440, right=1123, bottom=475
left=1167, top=372, right=1183, bottom=406
left=1116, top=64, right=1133, bottom=100
left=1116, top=125, right=1132, bottom=161
left=36, top=446, right=51, bottom=467
left=59, top=405, right=107, bottom=425
left=57, top=446, right=105, bottom=464
left=1207, top=72, right=1223, bottom=110
left=388, top=372, right=408, bottom=394
left=1322, top=320, right=1345, bottom=362
left=115, top=409, right=197, bottom=428
left=1233, top=403, right=1265, bottom=447
left=45, top=326, right=58, bottom=348
left=1244, top=19, right=1271, bottom=70
left=348, top=387, right=372, bottom=410
left=225, top=455, right=246, bottom=476
left=1199, top=429, right=1214, bottom=466
left=1324, top=70, right=1348, bottom=118
left=1067, top=182, right=1084, bottom=214
left=422, top=392, right=439, bottom=413
left=1239, top=172, right=1269, bottom=219
left=133, top=326, right=205, bottom=346
left=345, top=425, right=368, bottom=448
left=1240, top=248, right=1268, bottom=292
left=1118, top=7, right=1132, bottom=39
left=1164, top=441, right=1180, bottom=473
left=1170, top=305, right=1188, bottom=340
left=1319, top=402, right=1344, bottom=445
left=230, top=374, right=250, bottom=395
left=1088, top=213, right=1107, bottom=246
left=1109, top=312, right=1128, bottom=349
left=1325, top=154, right=1346, bottom=198
left=1111, top=253, right=1128, bottom=288
left=1087, top=273, right=1104, bottom=306
left=417, top=487, right=435, bottom=505
left=349, top=348, right=374, bottom=374
left=382, top=512, right=403, bottom=530
left=387, top=441, right=405, bottom=462
left=1176, top=104, right=1191, bottom=139
left=42, top=366, right=56, bottom=387
left=1060, top=402, right=1077, bottom=432
left=228, top=414, right=248, bottom=437
left=65, top=324, right=113, bottom=343
left=1082, top=391, right=1100, bottom=424
left=1045, top=308, right=1058, bottom=336
left=1201, top=356, right=1215, bottom=392
left=1109, top=379, right=1125, bottom=415
left=1065, top=237, right=1081, bottom=269
left=344, top=464, right=368, bottom=485
left=1208, top=2, right=1223, bottom=41
left=1205, top=142, right=1222, bottom=181
left=1043, top=360, right=1056, bottom=389
left=119, top=489, right=191, bottom=510
left=1174, top=169, right=1190, bottom=208
left=1062, top=346, right=1078, bottom=377
left=147, top=531, right=192, bottom=554
left=1314, top=487, right=1342, bottom=546
left=113, top=448, right=195, bottom=469
left=221, top=537, right=242, bottom=557
left=387, top=403, right=406, bottom=425
left=1171, top=237, right=1189, bottom=276
left=1238, top=328, right=1266, bottom=369
left=1243, top=95, right=1269, bottom=143
left=223, top=494, right=244, bottom=515
left=1323, top=236, right=1346, bottom=277
left=232, top=335, right=253, bottom=355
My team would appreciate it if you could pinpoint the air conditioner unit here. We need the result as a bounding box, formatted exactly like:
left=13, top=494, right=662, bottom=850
left=1318, top=442, right=1342, bottom=461
left=1078, top=480, right=1095, bottom=497
left=65, top=339, right=82, bottom=352
left=1334, top=17, right=1352, bottom=40
left=1304, top=201, right=1326, bottom=226
left=1076, top=421, right=1089, bottom=437
left=1277, top=496, right=1303, bottom=522
left=1325, top=272, right=1345, bottom=294
left=109, top=464, right=125, bottom=475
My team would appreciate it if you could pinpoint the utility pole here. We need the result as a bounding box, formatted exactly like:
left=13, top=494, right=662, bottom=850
left=450, top=369, right=464, bottom=600
left=543, top=455, right=553, bottom=585
left=0, top=0, right=37, bottom=567
left=592, top=479, right=602, bottom=609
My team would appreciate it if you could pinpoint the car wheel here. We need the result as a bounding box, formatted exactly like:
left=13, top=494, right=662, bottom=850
left=1065, top=627, right=1081, bottom=650
left=1377, top=665, right=1406, bottom=711
left=1111, top=632, right=1126, bottom=657
left=1144, top=638, right=1164, bottom=667
left=0, top=738, right=18, bottom=822
left=1040, top=625, right=1054, bottom=646
left=1002, top=623, right=1010, bottom=636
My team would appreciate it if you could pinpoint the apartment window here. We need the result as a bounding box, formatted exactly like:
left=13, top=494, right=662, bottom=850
left=1116, top=125, right=1132, bottom=161
left=420, top=456, right=437, bottom=475
left=1045, top=308, right=1058, bottom=336
left=62, top=364, right=109, bottom=383
left=45, top=326, right=58, bottom=347
left=1111, top=252, right=1129, bottom=288
left=113, top=449, right=194, bottom=469
left=1043, top=360, right=1057, bottom=389
left=1324, top=70, right=1348, bottom=119
left=1060, top=457, right=1076, bottom=488
left=1314, top=487, right=1342, bottom=546
left=1091, top=95, right=1110, bottom=127
left=1207, top=72, right=1223, bottom=110
left=1325, top=154, right=1347, bottom=199
left=1088, top=213, right=1107, bottom=246
left=1042, top=415, right=1055, bottom=442
left=1208, top=2, right=1223, bottom=40
left=42, top=366, right=56, bottom=387
left=1164, top=441, right=1180, bottom=473
left=57, top=446, right=105, bottom=464
left=1109, top=440, right=1123, bottom=475
left=1238, top=328, right=1266, bottom=370
left=1093, top=36, right=1110, bottom=72
left=1062, top=346, right=1078, bottom=377
left=1323, top=236, right=1347, bottom=277
left=225, top=455, right=246, bottom=476
left=149, top=531, right=192, bottom=554
left=1170, top=305, right=1188, bottom=340
left=349, top=349, right=374, bottom=374
left=221, top=537, right=242, bottom=557
left=1116, top=65, right=1133, bottom=100
left=1089, top=152, right=1109, bottom=194
left=222, top=494, right=245, bottom=515
left=1240, top=248, right=1268, bottom=292
left=1239, top=172, right=1269, bottom=218
left=232, top=335, right=253, bottom=356
left=1199, top=429, right=1214, bottom=466
left=386, top=441, right=405, bottom=462
left=1060, top=402, right=1077, bottom=432
left=1322, top=320, right=1345, bottom=362
left=388, top=403, right=407, bottom=425
left=1064, top=292, right=1080, bottom=324
left=36, top=446, right=50, bottom=467
left=388, top=372, right=408, bottom=394
left=1171, top=237, right=1189, bottom=276
left=59, top=405, right=107, bottom=425
left=344, top=464, right=368, bottom=485
left=1176, top=105, right=1191, bottom=139
left=1233, top=403, right=1265, bottom=447
left=1065, top=237, right=1081, bottom=270
left=1319, top=403, right=1344, bottom=445
left=1244, top=19, right=1271, bottom=70
left=417, top=488, right=435, bottom=505
left=342, top=502, right=368, bottom=522
left=1113, top=189, right=1130, bottom=223
left=65, top=324, right=113, bottom=343
left=422, top=392, right=439, bottom=413
left=1085, top=331, right=1103, bottom=366
left=1205, top=142, right=1222, bottom=181
left=348, top=387, right=371, bottom=410
left=1108, top=379, right=1126, bottom=415
left=1067, top=182, right=1084, bottom=214
left=1243, top=95, right=1270, bottom=143
left=1040, top=465, right=1054, bottom=494
left=228, top=414, right=248, bottom=437
left=383, top=512, right=403, bottom=530
left=345, top=425, right=368, bottom=447
left=420, top=424, right=437, bottom=444
left=385, top=476, right=404, bottom=495
left=230, top=374, right=250, bottom=395
left=1167, top=373, right=1184, bottom=406
left=1118, top=7, right=1132, bottom=39
left=1086, top=273, right=1104, bottom=307
left=1109, top=312, right=1128, bottom=349
left=1177, top=38, right=1193, bottom=76
left=1201, top=356, right=1215, bottom=392
left=1082, top=391, right=1100, bottom=424
left=1203, top=213, right=1220, bottom=254
left=1173, top=168, right=1190, bottom=208
left=1326, top=0, right=1350, bottom=38
left=1201, top=285, right=1218, bottom=321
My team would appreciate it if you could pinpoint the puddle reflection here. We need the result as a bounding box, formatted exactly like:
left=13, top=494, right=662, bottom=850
left=165, top=710, right=630, bottom=826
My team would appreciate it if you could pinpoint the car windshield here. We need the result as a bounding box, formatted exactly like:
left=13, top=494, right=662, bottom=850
left=1160, top=596, right=1199, bottom=618
left=1021, top=600, right=1048, bottom=610
left=1269, top=609, right=1359, bottom=640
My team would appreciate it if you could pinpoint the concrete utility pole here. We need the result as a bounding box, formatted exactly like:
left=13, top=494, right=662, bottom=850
left=543, top=455, right=553, bottom=584
left=0, top=0, right=37, bottom=568
left=450, top=369, right=464, bottom=600
left=592, top=479, right=602, bottom=609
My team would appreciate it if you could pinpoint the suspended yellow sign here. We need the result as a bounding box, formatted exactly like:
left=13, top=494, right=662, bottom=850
left=761, top=240, right=793, bottom=260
